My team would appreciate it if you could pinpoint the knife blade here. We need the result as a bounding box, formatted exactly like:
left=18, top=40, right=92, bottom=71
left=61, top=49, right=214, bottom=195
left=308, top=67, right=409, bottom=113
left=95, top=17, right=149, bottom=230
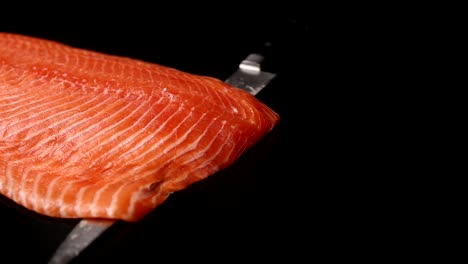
left=48, top=219, right=114, bottom=264
left=47, top=51, right=276, bottom=264
left=225, top=53, right=276, bottom=95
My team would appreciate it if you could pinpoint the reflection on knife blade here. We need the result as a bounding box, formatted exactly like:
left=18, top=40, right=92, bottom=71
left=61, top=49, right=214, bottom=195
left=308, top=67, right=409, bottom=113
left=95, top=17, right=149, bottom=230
left=48, top=219, right=114, bottom=264
left=47, top=52, right=276, bottom=264
left=225, top=53, right=276, bottom=95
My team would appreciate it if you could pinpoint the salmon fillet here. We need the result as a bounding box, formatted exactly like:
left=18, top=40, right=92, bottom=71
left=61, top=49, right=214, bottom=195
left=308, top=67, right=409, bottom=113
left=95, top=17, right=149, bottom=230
left=0, top=33, right=279, bottom=221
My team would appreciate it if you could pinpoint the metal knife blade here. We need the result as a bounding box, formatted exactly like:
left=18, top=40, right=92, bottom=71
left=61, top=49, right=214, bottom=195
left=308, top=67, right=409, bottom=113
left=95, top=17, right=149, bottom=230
left=48, top=219, right=114, bottom=264
left=47, top=52, right=276, bottom=264
left=225, top=53, right=276, bottom=95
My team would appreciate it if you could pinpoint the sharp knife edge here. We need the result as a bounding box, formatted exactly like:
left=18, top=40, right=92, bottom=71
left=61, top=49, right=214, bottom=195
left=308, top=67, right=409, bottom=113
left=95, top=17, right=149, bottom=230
left=47, top=52, right=276, bottom=264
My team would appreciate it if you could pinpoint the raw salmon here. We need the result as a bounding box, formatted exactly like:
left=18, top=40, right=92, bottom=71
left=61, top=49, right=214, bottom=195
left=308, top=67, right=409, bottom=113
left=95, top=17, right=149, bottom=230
left=0, top=33, right=279, bottom=221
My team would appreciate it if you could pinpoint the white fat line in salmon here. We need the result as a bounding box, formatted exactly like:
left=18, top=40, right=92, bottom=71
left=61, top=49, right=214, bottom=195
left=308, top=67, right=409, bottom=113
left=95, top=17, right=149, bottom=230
left=87, top=106, right=169, bottom=216
left=17, top=167, right=32, bottom=207
left=31, top=171, right=47, bottom=212
left=41, top=86, right=151, bottom=212
left=28, top=95, right=117, bottom=159
left=0, top=85, right=89, bottom=140
left=43, top=176, right=78, bottom=215
left=211, top=86, right=244, bottom=116
left=70, top=93, right=150, bottom=157
left=158, top=121, right=232, bottom=186
left=0, top=76, right=66, bottom=119
left=0, top=75, right=81, bottom=121
left=71, top=89, right=159, bottom=162
left=71, top=99, right=181, bottom=217
left=31, top=101, right=135, bottom=212
left=126, top=115, right=221, bottom=188
left=3, top=164, right=13, bottom=199
left=104, top=111, right=212, bottom=218
left=153, top=127, right=232, bottom=192
left=0, top=97, right=113, bottom=184
left=102, top=101, right=183, bottom=166
left=0, top=84, right=54, bottom=111
left=137, top=113, right=218, bottom=179
left=53, top=97, right=174, bottom=218
left=0, top=71, right=42, bottom=101
left=123, top=119, right=228, bottom=219
left=141, top=124, right=235, bottom=217
left=83, top=95, right=167, bottom=169
left=56, top=100, right=135, bottom=164
left=3, top=94, right=121, bottom=212
left=161, top=115, right=263, bottom=194
left=0, top=94, right=113, bottom=163
left=88, top=103, right=197, bottom=217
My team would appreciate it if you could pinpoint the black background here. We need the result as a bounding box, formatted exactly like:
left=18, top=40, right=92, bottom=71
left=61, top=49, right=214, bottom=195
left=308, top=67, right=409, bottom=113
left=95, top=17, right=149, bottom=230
left=1, top=6, right=349, bottom=263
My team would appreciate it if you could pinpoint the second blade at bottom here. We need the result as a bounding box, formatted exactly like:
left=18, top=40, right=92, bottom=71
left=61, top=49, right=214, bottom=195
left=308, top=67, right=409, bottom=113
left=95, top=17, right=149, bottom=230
left=48, top=219, right=115, bottom=264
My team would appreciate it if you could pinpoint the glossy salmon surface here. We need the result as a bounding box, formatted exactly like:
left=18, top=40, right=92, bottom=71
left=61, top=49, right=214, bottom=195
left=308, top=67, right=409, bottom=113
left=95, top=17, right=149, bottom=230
left=0, top=33, right=279, bottom=221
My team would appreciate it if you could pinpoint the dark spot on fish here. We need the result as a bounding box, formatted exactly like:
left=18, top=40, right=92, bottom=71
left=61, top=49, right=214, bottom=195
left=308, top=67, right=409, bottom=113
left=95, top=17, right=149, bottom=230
left=147, top=181, right=162, bottom=192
